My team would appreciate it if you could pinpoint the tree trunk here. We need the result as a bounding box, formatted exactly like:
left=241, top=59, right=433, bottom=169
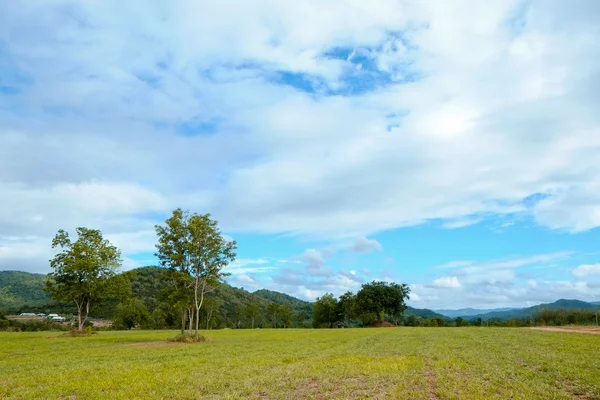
left=188, top=307, right=194, bottom=336
left=251, top=316, right=254, bottom=329
left=76, top=301, right=83, bottom=331
left=206, top=309, right=212, bottom=330
left=180, top=309, right=186, bottom=335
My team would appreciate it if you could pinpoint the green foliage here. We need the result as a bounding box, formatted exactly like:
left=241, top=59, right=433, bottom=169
left=155, top=209, right=237, bottom=338
left=45, top=228, right=123, bottom=331
left=253, top=289, right=313, bottom=317
left=112, top=298, right=152, bottom=330
left=0, top=271, right=51, bottom=311
left=7, top=319, right=68, bottom=332
left=313, top=293, right=339, bottom=328
left=168, top=333, right=207, bottom=343
left=354, top=281, right=410, bottom=325
left=532, top=308, right=599, bottom=326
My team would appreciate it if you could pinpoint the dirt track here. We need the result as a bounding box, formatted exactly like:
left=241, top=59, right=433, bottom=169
left=531, top=327, right=600, bottom=335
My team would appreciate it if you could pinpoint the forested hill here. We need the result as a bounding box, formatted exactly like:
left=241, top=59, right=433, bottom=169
left=0, top=271, right=52, bottom=310
left=253, top=289, right=313, bottom=315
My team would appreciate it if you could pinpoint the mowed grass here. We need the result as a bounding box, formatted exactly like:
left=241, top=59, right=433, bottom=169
left=1, top=328, right=599, bottom=399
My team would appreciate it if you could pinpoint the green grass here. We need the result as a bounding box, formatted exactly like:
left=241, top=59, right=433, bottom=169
left=1, top=328, right=599, bottom=399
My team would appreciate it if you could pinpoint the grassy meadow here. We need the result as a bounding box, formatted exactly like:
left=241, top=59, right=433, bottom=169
left=1, top=328, right=599, bottom=399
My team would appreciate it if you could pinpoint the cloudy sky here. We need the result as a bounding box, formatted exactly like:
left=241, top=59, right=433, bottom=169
left=1, top=0, right=600, bottom=309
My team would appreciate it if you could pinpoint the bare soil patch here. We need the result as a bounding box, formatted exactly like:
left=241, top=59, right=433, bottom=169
left=371, top=321, right=396, bottom=328
left=531, top=327, right=600, bottom=335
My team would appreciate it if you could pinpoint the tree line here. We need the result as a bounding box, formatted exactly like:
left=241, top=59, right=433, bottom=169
left=42, top=209, right=315, bottom=335
left=312, top=281, right=410, bottom=328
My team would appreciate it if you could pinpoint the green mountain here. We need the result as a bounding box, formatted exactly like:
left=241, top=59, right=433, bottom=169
left=405, top=306, right=446, bottom=319
left=253, top=289, right=313, bottom=315
left=468, top=299, right=600, bottom=321
left=0, top=271, right=51, bottom=311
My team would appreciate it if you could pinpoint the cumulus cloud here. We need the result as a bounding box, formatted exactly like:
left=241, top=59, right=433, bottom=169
left=432, top=276, right=461, bottom=288
left=410, top=252, right=600, bottom=309
left=350, top=237, right=383, bottom=253
left=1, top=0, right=600, bottom=308
left=572, top=264, right=600, bottom=278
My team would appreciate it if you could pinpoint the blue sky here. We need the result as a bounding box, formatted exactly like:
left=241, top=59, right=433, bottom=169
left=1, top=0, right=600, bottom=308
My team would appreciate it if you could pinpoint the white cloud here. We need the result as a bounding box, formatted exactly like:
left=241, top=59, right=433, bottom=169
left=1, top=1, right=600, bottom=291
left=350, top=237, right=383, bottom=253
left=432, top=276, right=461, bottom=288
left=572, top=264, right=600, bottom=278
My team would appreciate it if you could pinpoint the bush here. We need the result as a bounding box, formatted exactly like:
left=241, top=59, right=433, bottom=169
left=63, top=326, right=95, bottom=337
left=0, top=319, right=10, bottom=330
left=10, top=319, right=69, bottom=332
left=168, top=333, right=208, bottom=343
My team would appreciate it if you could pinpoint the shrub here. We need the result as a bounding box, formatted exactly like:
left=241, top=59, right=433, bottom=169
left=10, top=319, right=69, bottom=332
left=168, top=333, right=208, bottom=343
left=63, top=326, right=96, bottom=337
left=0, top=319, right=10, bottom=330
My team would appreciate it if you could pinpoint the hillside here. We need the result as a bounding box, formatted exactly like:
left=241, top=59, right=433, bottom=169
left=0, top=268, right=314, bottom=327
left=253, top=289, right=313, bottom=315
left=0, top=271, right=51, bottom=311
left=405, top=306, right=446, bottom=319
left=468, top=299, right=600, bottom=321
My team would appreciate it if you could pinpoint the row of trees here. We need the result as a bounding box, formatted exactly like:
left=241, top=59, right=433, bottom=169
left=313, top=281, right=411, bottom=328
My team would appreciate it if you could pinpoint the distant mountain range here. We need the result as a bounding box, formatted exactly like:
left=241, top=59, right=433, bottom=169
left=434, top=307, right=517, bottom=319
left=438, top=299, right=600, bottom=320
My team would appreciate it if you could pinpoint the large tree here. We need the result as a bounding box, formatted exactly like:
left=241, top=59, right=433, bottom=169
left=45, top=228, right=123, bottom=331
left=155, top=209, right=236, bottom=339
left=354, top=281, right=410, bottom=325
left=245, top=302, right=260, bottom=329
left=313, top=293, right=339, bottom=328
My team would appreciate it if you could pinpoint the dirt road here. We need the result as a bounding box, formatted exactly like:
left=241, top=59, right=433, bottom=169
left=531, top=326, right=600, bottom=335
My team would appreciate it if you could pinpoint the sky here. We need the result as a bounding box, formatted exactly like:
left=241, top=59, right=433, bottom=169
left=1, top=0, right=600, bottom=310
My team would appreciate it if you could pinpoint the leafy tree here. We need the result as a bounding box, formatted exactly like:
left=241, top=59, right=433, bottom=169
left=313, top=293, right=339, bottom=328
left=279, top=305, right=293, bottom=328
left=294, top=310, right=308, bottom=328
left=155, top=209, right=237, bottom=339
left=354, top=281, right=410, bottom=326
left=387, top=283, right=411, bottom=326
left=45, top=228, right=124, bottom=331
left=202, top=297, right=220, bottom=330
left=245, top=302, right=260, bottom=329
left=151, top=307, right=167, bottom=329
left=113, top=298, right=151, bottom=330
left=267, top=303, right=281, bottom=328
left=337, top=291, right=356, bottom=326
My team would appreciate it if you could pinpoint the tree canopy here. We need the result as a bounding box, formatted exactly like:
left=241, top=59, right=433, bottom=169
left=45, top=228, right=126, bottom=331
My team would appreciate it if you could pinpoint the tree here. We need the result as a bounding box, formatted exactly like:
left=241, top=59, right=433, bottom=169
left=155, top=209, right=236, bottom=339
left=294, top=310, right=308, bottom=328
left=279, top=305, right=293, bottom=328
left=245, top=303, right=260, bottom=329
left=151, top=308, right=167, bottom=329
left=202, top=297, right=220, bottom=330
left=354, top=281, right=410, bottom=326
left=113, top=298, right=151, bottom=330
left=337, top=291, right=356, bottom=326
left=387, top=283, right=410, bottom=326
left=267, top=303, right=281, bottom=328
left=313, top=293, right=339, bottom=328
left=45, top=228, right=123, bottom=332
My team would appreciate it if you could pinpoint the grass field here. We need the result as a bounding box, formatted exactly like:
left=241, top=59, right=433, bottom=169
left=1, top=328, right=599, bottom=399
